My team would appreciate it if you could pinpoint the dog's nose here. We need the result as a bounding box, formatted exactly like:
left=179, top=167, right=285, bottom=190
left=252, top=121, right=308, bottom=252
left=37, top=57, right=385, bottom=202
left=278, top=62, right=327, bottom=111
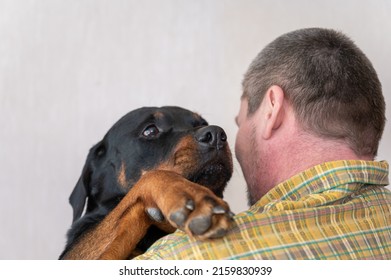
left=195, top=125, right=227, bottom=150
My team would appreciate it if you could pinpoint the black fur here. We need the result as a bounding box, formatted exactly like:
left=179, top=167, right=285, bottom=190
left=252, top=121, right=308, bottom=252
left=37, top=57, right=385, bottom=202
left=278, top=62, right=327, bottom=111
left=60, top=106, right=232, bottom=259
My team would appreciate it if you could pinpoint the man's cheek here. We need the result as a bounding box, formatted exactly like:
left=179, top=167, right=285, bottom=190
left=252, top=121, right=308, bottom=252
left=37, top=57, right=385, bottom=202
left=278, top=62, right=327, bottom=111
left=234, top=131, right=243, bottom=163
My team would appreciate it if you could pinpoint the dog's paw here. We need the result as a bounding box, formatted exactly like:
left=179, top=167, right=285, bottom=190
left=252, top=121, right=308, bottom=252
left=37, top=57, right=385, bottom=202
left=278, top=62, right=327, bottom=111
left=142, top=170, right=234, bottom=239
left=167, top=194, right=234, bottom=239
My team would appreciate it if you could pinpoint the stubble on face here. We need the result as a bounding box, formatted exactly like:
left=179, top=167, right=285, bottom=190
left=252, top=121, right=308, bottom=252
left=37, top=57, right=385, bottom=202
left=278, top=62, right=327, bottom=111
left=246, top=123, right=263, bottom=205
left=242, top=120, right=275, bottom=206
left=236, top=99, right=270, bottom=206
left=237, top=120, right=264, bottom=206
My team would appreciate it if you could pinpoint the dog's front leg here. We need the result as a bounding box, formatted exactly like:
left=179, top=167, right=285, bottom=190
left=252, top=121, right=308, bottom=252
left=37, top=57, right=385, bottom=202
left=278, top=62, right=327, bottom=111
left=61, top=170, right=233, bottom=260
left=60, top=196, right=152, bottom=259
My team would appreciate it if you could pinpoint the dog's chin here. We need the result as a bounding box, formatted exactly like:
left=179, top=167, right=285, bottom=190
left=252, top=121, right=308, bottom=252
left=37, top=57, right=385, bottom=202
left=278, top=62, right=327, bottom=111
left=188, top=162, right=232, bottom=198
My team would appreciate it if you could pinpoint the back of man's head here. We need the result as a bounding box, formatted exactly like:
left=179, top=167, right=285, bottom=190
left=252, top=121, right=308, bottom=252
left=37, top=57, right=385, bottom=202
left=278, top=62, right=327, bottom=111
left=242, top=28, right=385, bottom=157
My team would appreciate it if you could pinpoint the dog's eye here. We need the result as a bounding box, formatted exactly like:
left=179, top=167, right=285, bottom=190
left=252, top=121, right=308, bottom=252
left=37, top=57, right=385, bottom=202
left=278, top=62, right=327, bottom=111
left=142, top=125, right=160, bottom=138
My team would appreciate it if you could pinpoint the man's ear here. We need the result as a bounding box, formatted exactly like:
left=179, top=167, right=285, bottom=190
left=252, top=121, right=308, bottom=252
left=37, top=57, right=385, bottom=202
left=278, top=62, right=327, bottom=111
left=262, top=85, right=285, bottom=139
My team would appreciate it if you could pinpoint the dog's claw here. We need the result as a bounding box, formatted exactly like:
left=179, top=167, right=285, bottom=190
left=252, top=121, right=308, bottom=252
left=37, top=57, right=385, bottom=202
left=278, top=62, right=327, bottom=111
left=146, top=207, right=164, bottom=222
left=185, top=200, right=195, bottom=211
left=212, top=205, right=226, bottom=214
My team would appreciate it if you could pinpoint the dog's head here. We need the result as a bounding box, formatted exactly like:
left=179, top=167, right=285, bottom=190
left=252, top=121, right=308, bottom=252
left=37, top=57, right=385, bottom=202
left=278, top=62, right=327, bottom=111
left=70, top=106, right=233, bottom=222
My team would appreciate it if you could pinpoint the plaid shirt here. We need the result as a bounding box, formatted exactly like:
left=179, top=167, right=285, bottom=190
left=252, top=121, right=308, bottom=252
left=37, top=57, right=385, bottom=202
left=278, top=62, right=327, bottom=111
left=135, top=160, right=391, bottom=260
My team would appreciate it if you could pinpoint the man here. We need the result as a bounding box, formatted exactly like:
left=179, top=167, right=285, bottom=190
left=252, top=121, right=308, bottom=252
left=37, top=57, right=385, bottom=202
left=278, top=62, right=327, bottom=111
left=135, top=28, right=390, bottom=259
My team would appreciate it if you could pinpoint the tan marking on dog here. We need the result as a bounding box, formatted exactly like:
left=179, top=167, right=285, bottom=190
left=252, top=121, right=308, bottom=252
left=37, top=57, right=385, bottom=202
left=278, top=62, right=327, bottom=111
left=155, top=135, right=199, bottom=177
left=117, top=162, right=128, bottom=190
left=153, top=111, right=164, bottom=119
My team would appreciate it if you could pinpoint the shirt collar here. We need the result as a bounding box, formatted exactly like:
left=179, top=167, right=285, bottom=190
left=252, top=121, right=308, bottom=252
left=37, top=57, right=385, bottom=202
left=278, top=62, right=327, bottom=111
left=251, top=160, right=389, bottom=213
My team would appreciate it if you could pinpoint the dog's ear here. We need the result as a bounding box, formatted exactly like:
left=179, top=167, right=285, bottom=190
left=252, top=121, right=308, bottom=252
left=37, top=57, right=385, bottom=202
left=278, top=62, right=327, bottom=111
left=69, top=162, right=92, bottom=223
left=69, top=140, right=104, bottom=223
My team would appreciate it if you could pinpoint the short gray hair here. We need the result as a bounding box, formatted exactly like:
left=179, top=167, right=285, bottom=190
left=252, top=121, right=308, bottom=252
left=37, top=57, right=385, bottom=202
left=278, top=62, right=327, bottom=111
left=242, top=28, right=385, bottom=157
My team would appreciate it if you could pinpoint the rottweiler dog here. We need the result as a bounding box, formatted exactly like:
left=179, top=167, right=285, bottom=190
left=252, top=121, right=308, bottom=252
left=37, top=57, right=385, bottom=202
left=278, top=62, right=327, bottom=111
left=60, top=106, right=233, bottom=259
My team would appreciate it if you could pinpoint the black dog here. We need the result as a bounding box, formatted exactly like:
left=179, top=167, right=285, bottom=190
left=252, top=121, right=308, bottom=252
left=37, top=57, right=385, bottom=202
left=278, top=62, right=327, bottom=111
left=60, top=106, right=233, bottom=259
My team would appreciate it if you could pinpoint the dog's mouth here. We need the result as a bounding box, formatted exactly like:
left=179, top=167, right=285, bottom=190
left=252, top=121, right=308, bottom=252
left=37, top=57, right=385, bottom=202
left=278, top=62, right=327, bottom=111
left=188, top=161, right=232, bottom=198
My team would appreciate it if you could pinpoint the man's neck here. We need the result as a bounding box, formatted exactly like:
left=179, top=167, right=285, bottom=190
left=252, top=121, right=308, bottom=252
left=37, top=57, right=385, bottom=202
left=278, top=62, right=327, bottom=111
left=260, top=129, right=373, bottom=198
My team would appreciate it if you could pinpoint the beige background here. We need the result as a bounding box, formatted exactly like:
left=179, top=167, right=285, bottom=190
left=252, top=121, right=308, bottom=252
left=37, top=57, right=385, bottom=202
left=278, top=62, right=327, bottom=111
left=1, top=0, right=390, bottom=259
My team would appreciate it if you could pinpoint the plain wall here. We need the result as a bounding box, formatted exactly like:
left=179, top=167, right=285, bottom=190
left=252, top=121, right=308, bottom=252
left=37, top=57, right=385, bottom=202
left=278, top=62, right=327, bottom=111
left=1, top=0, right=390, bottom=259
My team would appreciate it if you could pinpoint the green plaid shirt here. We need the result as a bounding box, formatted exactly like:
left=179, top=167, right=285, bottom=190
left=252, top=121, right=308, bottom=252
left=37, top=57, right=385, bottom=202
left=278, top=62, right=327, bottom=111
left=135, top=160, right=391, bottom=260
